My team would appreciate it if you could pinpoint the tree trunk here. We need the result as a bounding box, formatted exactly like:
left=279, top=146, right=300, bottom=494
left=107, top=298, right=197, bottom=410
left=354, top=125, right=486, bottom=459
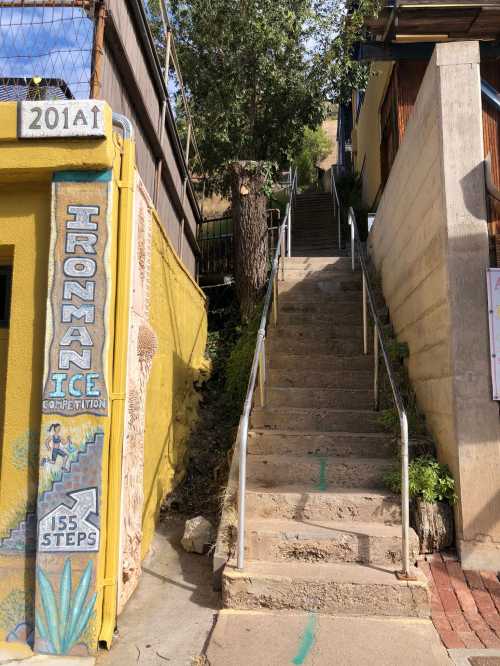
left=412, top=499, right=454, bottom=553
left=230, top=161, right=268, bottom=321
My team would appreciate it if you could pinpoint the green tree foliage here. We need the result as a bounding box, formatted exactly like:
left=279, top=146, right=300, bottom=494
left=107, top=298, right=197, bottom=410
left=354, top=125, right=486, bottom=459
left=164, top=0, right=329, bottom=179
left=143, top=0, right=383, bottom=178
left=312, top=0, right=384, bottom=103
left=294, top=125, right=332, bottom=188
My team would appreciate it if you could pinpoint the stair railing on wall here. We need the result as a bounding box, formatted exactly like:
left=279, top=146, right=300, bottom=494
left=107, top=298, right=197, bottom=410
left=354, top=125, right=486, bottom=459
left=330, top=168, right=342, bottom=249
left=348, top=207, right=415, bottom=582
left=237, top=168, right=297, bottom=570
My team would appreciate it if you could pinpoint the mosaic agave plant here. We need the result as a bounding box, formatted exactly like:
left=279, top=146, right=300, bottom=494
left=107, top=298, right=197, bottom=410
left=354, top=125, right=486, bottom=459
left=36, top=559, right=96, bottom=655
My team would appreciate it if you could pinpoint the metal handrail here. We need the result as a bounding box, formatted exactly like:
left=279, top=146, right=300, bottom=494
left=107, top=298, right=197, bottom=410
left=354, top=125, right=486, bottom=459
left=347, top=206, right=413, bottom=580
left=237, top=169, right=297, bottom=569
left=330, top=168, right=342, bottom=249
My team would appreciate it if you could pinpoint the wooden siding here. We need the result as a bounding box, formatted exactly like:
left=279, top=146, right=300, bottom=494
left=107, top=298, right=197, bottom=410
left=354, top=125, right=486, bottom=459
left=100, top=0, right=200, bottom=275
left=481, top=61, right=500, bottom=264
left=380, top=61, right=427, bottom=188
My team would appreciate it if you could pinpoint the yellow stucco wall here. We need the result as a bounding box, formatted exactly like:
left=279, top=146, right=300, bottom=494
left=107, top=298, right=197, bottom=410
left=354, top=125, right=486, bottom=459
left=0, top=182, right=50, bottom=642
left=141, top=213, right=208, bottom=558
left=0, top=100, right=208, bottom=652
left=0, top=102, right=116, bottom=651
left=352, top=62, right=394, bottom=209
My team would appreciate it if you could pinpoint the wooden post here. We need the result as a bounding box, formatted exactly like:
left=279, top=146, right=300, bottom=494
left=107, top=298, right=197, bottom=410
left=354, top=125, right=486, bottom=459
left=90, top=1, right=107, bottom=99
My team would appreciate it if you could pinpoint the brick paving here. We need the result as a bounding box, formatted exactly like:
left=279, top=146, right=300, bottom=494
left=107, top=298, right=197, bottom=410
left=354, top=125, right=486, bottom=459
left=421, top=552, right=500, bottom=650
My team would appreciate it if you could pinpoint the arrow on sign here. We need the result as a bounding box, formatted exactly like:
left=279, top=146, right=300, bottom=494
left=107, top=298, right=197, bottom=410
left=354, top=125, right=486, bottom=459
left=38, top=487, right=100, bottom=553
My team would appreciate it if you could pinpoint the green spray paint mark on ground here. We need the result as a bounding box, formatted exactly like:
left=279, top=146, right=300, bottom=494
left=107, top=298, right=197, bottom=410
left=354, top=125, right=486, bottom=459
left=316, top=458, right=327, bottom=491
left=292, top=613, right=317, bottom=665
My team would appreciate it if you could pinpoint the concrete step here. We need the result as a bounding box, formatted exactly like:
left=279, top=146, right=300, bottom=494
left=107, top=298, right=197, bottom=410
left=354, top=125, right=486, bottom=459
left=248, top=430, right=394, bottom=458
left=278, top=288, right=363, bottom=304
left=245, top=518, right=419, bottom=566
left=283, top=269, right=355, bottom=282
left=268, top=323, right=363, bottom=342
left=278, top=311, right=362, bottom=326
left=251, top=407, right=384, bottom=432
left=292, top=234, right=338, bottom=243
left=222, top=560, right=430, bottom=617
left=268, top=352, right=373, bottom=372
left=278, top=301, right=363, bottom=317
left=247, top=454, right=392, bottom=489
left=268, top=367, right=372, bottom=388
left=292, top=246, right=342, bottom=255
left=279, top=277, right=361, bottom=291
left=245, top=484, right=402, bottom=523
left=288, top=250, right=348, bottom=257
left=267, top=336, right=370, bottom=356
left=284, top=256, right=353, bottom=269
left=264, top=386, right=372, bottom=410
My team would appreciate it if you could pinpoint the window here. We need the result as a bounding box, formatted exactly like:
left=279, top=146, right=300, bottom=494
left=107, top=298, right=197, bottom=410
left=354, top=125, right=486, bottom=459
left=0, top=266, right=12, bottom=328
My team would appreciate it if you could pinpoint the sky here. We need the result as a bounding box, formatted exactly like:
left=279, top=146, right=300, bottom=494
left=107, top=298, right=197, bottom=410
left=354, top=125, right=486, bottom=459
left=0, top=6, right=93, bottom=99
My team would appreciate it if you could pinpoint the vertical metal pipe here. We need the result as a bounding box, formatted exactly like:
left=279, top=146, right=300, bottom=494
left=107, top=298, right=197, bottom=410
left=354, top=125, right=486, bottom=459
left=400, top=413, right=410, bottom=577
left=90, top=1, right=106, bottom=99
left=280, top=231, right=285, bottom=281
left=374, top=327, right=379, bottom=411
left=237, top=417, right=248, bottom=569
left=153, top=30, right=171, bottom=206
left=287, top=207, right=292, bottom=257
left=272, top=276, right=278, bottom=327
left=350, top=217, right=355, bottom=272
left=185, top=121, right=192, bottom=163
left=259, top=340, right=266, bottom=408
left=362, top=273, right=368, bottom=355
left=338, top=208, right=342, bottom=250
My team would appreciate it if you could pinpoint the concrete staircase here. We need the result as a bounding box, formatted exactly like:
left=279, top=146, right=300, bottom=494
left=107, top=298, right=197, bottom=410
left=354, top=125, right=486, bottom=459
left=222, top=195, right=430, bottom=618
left=291, top=192, right=345, bottom=257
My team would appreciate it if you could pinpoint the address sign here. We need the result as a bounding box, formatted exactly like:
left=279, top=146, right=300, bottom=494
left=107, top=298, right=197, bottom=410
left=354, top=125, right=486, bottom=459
left=19, top=100, right=105, bottom=139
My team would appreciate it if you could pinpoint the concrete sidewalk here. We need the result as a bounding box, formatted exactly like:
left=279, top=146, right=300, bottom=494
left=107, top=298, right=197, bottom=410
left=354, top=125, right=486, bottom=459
left=206, top=610, right=452, bottom=665
left=97, top=516, right=219, bottom=666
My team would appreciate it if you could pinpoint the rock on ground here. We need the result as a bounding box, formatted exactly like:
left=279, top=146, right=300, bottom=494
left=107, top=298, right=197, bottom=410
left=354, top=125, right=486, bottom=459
left=181, top=516, right=214, bottom=554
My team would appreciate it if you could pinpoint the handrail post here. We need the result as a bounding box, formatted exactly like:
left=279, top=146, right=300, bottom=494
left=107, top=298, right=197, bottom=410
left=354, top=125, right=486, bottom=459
left=287, top=207, right=292, bottom=257
left=237, top=413, right=248, bottom=569
left=259, top=339, right=266, bottom=407
left=400, top=413, right=410, bottom=578
left=338, top=207, right=341, bottom=250
left=280, top=233, right=285, bottom=281
left=272, top=274, right=278, bottom=326
left=362, top=273, right=368, bottom=355
left=350, top=214, right=355, bottom=271
left=374, top=326, right=379, bottom=410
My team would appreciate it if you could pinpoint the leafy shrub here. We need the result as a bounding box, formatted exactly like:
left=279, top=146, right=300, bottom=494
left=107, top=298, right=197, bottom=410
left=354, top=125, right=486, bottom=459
left=384, top=456, right=457, bottom=504
left=224, top=314, right=260, bottom=418
left=294, top=126, right=332, bottom=189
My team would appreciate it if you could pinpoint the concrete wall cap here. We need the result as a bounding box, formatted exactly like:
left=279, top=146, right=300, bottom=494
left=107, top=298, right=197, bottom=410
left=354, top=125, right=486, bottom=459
left=435, top=40, right=480, bottom=67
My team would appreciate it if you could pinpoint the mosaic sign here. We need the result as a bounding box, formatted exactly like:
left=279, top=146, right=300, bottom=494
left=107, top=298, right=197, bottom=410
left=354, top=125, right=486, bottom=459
left=19, top=100, right=105, bottom=139
left=42, top=172, right=111, bottom=417
left=38, top=487, right=99, bottom=553
left=487, top=268, right=500, bottom=400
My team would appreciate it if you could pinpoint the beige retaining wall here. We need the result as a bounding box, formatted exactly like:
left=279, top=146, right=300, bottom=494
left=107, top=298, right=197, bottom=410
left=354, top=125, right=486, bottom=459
left=369, top=41, right=500, bottom=569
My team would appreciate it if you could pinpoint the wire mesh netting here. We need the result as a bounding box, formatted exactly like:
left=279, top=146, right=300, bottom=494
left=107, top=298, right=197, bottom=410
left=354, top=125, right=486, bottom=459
left=0, top=1, right=97, bottom=101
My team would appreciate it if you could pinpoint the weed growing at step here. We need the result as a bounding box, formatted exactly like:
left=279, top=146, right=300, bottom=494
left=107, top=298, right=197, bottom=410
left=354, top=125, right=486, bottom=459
left=384, top=456, right=457, bottom=505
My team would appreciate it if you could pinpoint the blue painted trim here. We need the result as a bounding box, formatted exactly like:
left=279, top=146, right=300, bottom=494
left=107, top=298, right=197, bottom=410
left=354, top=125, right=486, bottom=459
left=53, top=170, right=112, bottom=183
